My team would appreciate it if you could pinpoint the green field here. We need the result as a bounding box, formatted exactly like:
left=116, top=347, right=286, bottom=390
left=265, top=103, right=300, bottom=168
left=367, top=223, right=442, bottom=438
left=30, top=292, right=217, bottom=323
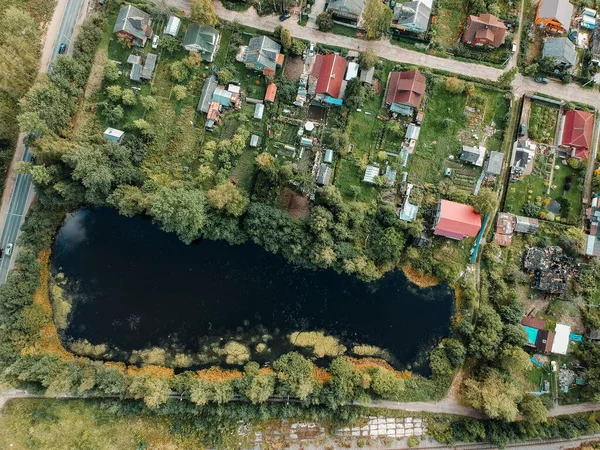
left=335, top=159, right=379, bottom=202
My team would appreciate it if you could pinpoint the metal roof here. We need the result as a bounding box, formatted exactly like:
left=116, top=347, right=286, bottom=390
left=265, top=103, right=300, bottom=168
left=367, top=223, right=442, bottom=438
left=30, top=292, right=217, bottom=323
left=485, top=151, right=504, bottom=175
left=542, top=37, right=577, bottom=66
left=198, top=72, right=218, bottom=113
left=130, top=63, right=142, bottom=81
left=244, top=36, right=282, bottom=73
left=113, top=5, right=152, bottom=42
left=164, top=16, right=181, bottom=36
left=141, top=53, right=157, bottom=80
left=363, top=164, right=379, bottom=183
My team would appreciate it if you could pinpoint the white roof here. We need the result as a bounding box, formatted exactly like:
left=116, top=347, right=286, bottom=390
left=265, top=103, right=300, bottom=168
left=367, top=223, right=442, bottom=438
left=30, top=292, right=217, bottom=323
left=552, top=323, right=571, bottom=355
left=324, top=149, right=334, bottom=163
left=164, top=16, right=181, bottom=36
left=304, top=121, right=315, bottom=131
left=254, top=103, right=264, bottom=119
left=228, top=84, right=241, bottom=94
left=363, top=164, right=379, bottom=183
left=250, top=134, right=259, bottom=147
left=345, top=62, right=359, bottom=81
left=104, top=127, right=124, bottom=138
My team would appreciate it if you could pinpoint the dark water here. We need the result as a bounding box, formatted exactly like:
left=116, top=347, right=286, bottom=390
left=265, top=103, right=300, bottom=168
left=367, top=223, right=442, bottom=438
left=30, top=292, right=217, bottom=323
left=53, top=208, right=454, bottom=372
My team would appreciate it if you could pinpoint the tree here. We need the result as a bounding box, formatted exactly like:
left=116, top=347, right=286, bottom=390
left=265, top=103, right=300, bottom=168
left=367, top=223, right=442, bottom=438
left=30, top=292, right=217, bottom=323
left=538, top=56, right=556, bottom=74
left=290, top=38, right=306, bottom=56
left=103, top=60, right=119, bottom=81
left=206, top=182, right=249, bottom=217
left=108, top=185, right=149, bottom=217
left=273, top=352, right=315, bottom=400
left=359, top=48, right=378, bottom=70
left=322, top=357, right=360, bottom=408
left=280, top=27, right=292, bottom=50
left=445, top=76, right=463, bottom=93
left=159, top=35, right=182, bottom=54
left=128, top=374, right=171, bottom=408
left=150, top=187, right=207, bottom=244
left=121, top=89, right=137, bottom=106
left=133, top=119, right=152, bottom=136
left=183, top=51, right=202, bottom=69
left=371, top=227, right=405, bottom=266
left=172, top=85, right=187, bottom=101
left=370, top=368, right=405, bottom=399
left=362, top=0, right=393, bottom=39
left=472, top=187, right=498, bottom=216
left=140, top=95, right=157, bottom=111
left=468, top=305, right=504, bottom=360
left=463, top=370, right=522, bottom=421
left=106, top=85, right=122, bottom=101
left=316, top=12, right=334, bottom=31
left=216, top=68, right=234, bottom=85
left=497, top=68, right=517, bottom=88
left=191, top=0, right=218, bottom=26
left=170, top=61, right=190, bottom=82
left=344, top=78, right=366, bottom=110
left=243, top=363, right=276, bottom=404
left=519, top=394, right=548, bottom=423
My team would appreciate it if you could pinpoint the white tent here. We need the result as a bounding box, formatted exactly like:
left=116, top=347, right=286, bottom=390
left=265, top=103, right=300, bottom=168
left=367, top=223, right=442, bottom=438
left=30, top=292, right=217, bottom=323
left=551, top=323, right=571, bottom=355
left=164, top=16, right=181, bottom=37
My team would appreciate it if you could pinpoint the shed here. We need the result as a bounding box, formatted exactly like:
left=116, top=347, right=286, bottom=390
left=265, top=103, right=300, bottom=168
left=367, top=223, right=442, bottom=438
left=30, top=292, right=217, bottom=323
left=515, top=215, right=539, bottom=233
left=130, top=63, right=142, bottom=81
left=212, top=88, right=233, bottom=107
left=103, top=127, right=125, bottom=143
left=265, top=82, right=277, bottom=102
left=363, top=164, right=380, bottom=184
left=227, top=84, right=241, bottom=94
left=405, top=123, right=421, bottom=140
left=485, top=151, right=504, bottom=175
left=250, top=134, right=260, bottom=147
left=359, top=67, right=375, bottom=84
left=460, top=145, right=485, bottom=167
left=127, top=54, right=142, bottom=65
left=205, top=119, right=216, bottom=132
left=316, top=163, right=332, bottom=185
left=345, top=62, right=359, bottom=80
left=324, top=149, right=334, bottom=163
left=141, top=53, right=157, bottom=80
left=254, top=103, right=264, bottom=120
left=300, top=137, right=313, bottom=147
left=164, top=16, right=181, bottom=36
left=552, top=323, right=571, bottom=355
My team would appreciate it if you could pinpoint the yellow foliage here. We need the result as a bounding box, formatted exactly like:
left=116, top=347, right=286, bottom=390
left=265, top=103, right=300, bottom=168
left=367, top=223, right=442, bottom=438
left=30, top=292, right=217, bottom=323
left=197, top=367, right=243, bottom=381
left=105, top=361, right=127, bottom=374
left=402, top=266, right=439, bottom=288
left=313, top=366, right=332, bottom=383
left=289, top=331, right=346, bottom=358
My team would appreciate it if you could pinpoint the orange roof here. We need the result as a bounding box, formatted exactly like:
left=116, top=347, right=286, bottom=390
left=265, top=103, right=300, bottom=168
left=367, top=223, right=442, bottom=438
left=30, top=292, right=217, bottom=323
left=276, top=53, right=285, bottom=65
left=265, top=82, right=277, bottom=102
left=434, top=200, right=481, bottom=239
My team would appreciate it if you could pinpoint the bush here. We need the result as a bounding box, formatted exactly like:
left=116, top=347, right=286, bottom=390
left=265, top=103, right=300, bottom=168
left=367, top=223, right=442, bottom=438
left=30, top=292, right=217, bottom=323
left=316, top=12, right=334, bottom=31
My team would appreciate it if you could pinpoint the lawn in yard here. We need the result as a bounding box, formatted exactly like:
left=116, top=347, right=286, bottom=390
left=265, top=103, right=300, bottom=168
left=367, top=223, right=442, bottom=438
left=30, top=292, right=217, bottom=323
left=231, top=149, right=258, bottom=192
left=433, top=0, right=468, bottom=47
left=331, top=24, right=358, bottom=38
left=528, top=102, right=559, bottom=144
left=335, top=159, right=379, bottom=202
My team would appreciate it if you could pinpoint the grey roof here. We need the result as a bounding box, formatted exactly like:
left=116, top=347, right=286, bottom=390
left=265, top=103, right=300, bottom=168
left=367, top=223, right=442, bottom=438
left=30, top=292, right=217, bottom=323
left=543, top=37, right=577, bottom=66
left=244, top=36, right=282, bottom=73
left=460, top=146, right=482, bottom=164
left=485, top=151, right=504, bottom=175
left=164, top=16, right=181, bottom=36
left=537, top=0, right=574, bottom=30
left=360, top=67, right=374, bottom=84
left=113, top=5, right=152, bottom=42
left=127, top=54, right=142, bottom=65
left=515, top=215, right=539, bottom=233
left=130, top=63, right=142, bottom=81
left=140, top=53, right=157, bottom=80
left=316, top=163, right=332, bottom=185
left=183, top=24, right=219, bottom=61
left=327, top=0, right=366, bottom=17
left=250, top=135, right=260, bottom=147
left=593, top=18, right=600, bottom=59
left=393, top=0, right=432, bottom=31
left=198, top=72, right=218, bottom=113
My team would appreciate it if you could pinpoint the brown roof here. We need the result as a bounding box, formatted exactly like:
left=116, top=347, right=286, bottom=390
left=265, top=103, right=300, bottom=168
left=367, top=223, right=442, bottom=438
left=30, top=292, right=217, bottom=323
left=385, top=70, right=426, bottom=109
left=463, top=14, right=507, bottom=48
left=521, top=316, right=547, bottom=330
left=265, top=83, right=277, bottom=102
left=536, top=329, right=555, bottom=353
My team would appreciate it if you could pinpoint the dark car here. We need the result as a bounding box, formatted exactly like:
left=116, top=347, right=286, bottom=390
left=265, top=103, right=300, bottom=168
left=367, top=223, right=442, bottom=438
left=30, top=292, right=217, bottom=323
left=535, top=77, right=549, bottom=84
left=58, top=43, right=67, bottom=54
left=518, top=123, right=526, bottom=137
left=279, top=12, right=291, bottom=21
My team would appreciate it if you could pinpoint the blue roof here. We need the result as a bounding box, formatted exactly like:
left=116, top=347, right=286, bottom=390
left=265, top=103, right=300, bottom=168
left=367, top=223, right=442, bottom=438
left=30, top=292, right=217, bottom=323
left=523, top=325, right=539, bottom=345
left=325, top=97, right=343, bottom=106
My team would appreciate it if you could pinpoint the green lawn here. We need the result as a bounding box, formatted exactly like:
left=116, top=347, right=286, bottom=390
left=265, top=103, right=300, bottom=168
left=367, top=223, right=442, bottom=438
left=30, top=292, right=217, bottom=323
left=433, top=0, right=468, bottom=47
left=409, top=81, right=467, bottom=185
left=335, top=159, right=379, bottom=202
left=231, top=149, right=257, bottom=192
left=331, top=24, right=359, bottom=38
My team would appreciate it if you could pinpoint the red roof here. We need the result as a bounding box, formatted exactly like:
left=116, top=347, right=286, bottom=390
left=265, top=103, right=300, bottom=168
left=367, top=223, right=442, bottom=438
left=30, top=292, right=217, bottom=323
left=265, top=83, right=277, bottom=102
left=562, top=110, right=594, bottom=159
left=385, top=71, right=426, bottom=109
left=434, top=200, right=481, bottom=239
left=312, top=54, right=347, bottom=99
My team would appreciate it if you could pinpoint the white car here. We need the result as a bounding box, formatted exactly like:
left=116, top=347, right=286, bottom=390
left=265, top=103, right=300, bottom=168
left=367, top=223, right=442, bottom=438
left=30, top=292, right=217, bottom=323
left=5, top=243, right=13, bottom=256
left=152, top=35, right=159, bottom=49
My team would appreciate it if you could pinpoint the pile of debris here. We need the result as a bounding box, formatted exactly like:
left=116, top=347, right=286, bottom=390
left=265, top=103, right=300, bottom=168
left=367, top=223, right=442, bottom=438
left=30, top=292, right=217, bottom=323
left=524, top=246, right=574, bottom=294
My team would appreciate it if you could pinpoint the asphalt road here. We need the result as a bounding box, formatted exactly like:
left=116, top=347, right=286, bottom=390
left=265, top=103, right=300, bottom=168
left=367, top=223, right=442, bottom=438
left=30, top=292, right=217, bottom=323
left=49, top=0, right=85, bottom=63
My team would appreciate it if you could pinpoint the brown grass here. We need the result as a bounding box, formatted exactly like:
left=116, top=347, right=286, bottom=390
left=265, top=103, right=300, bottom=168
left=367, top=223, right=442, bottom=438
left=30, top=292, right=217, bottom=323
left=277, top=187, right=310, bottom=219
left=197, top=366, right=243, bottom=381
left=402, top=266, right=440, bottom=288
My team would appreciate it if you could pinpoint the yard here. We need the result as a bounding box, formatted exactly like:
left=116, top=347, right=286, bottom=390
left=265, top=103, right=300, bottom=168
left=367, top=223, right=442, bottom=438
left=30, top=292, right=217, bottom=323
left=433, top=0, right=468, bottom=47
left=528, top=102, right=559, bottom=144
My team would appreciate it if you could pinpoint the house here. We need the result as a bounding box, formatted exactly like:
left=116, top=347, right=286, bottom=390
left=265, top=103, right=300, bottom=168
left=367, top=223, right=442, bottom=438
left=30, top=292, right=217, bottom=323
left=535, top=0, right=574, bottom=33
left=140, top=53, right=157, bottom=80
left=265, top=83, right=277, bottom=102
left=542, top=37, right=577, bottom=68
left=198, top=72, right=219, bottom=113
left=521, top=317, right=555, bottom=353
left=391, top=0, right=433, bottom=34
left=113, top=5, right=153, bottom=47
left=130, top=63, right=142, bottom=82
left=310, top=53, right=348, bottom=104
left=345, top=62, right=359, bottom=80
left=363, top=164, right=380, bottom=184
left=254, top=103, right=264, bottom=120
left=494, top=213, right=539, bottom=246
left=164, top=16, right=181, bottom=37
left=243, top=36, right=284, bottom=76
left=385, top=71, right=426, bottom=115
left=316, top=163, right=333, bottom=185
left=460, top=145, right=486, bottom=167
left=326, top=0, right=366, bottom=27
left=398, top=183, right=419, bottom=222
left=463, top=14, right=507, bottom=48
left=562, top=110, right=594, bottom=159
left=183, top=24, right=220, bottom=62
left=433, top=200, right=481, bottom=240
left=212, top=87, right=241, bottom=109
left=360, top=67, right=374, bottom=84
left=552, top=323, right=571, bottom=355
left=484, top=151, right=504, bottom=175
left=103, top=128, right=125, bottom=143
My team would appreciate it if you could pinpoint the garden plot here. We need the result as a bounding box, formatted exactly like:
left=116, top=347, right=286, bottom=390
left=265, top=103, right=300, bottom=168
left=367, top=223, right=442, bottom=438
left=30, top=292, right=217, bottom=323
left=528, top=102, right=559, bottom=145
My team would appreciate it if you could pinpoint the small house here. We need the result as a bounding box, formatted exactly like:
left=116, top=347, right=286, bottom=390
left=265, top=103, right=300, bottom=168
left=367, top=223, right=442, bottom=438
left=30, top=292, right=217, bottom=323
left=345, top=62, right=359, bottom=80
left=140, top=53, right=157, bottom=80
left=391, top=0, right=433, bottom=34
left=103, top=127, right=125, bottom=143
left=521, top=316, right=555, bottom=353
left=310, top=53, right=348, bottom=104
left=535, top=0, right=574, bottom=33
left=265, top=83, right=277, bottom=102
left=198, top=72, right=219, bottom=113
left=183, top=24, right=220, bottom=62
left=484, top=151, right=504, bottom=175
left=324, top=149, right=334, bottom=163
left=164, top=16, right=181, bottom=37
left=385, top=71, right=426, bottom=115
left=113, top=5, right=153, bottom=47
left=363, top=164, right=380, bottom=184
left=212, top=88, right=233, bottom=107
left=460, top=145, right=486, bottom=167
left=227, top=84, right=241, bottom=94
left=562, top=110, right=594, bottom=159
left=326, top=0, right=366, bottom=27
left=243, top=36, right=284, bottom=76
left=542, top=37, right=577, bottom=68
left=254, top=103, right=264, bottom=120
left=316, top=163, right=332, bottom=186
left=433, top=200, right=481, bottom=240
left=359, top=67, right=374, bottom=84
left=463, top=14, right=507, bottom=48
left=250, top=134, right=260, bottom=148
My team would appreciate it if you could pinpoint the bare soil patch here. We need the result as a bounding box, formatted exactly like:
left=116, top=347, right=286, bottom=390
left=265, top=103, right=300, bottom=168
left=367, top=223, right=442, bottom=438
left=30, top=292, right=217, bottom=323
left=277, top=187, right=310, bottom=219
left=283, top=56, right=304, bottom=81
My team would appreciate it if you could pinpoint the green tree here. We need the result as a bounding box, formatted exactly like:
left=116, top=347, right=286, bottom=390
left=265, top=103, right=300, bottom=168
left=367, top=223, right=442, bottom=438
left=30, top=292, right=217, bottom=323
left=172, top=85, right=187, bottom=101
left=170, top=60, right=190, bottom=82
left=273, top=352, right=315, bottom=400
left=106, top=84, right=122, bottom=101
left=468, top=305, right=504, bottom=360
left=316, top=12, right=334, bottom=31
left=121, top=89, right=137, bottom=106
left=159, top=35, right=182, bottom=54
left=359, top=48, right=378, bottom=70
left=128, top=374, right=171, bottom=408
left=463, top=370, right=521, bottom=421
left=103, top=60, right=119, bottom=81
left=497, top=68, right=517, bottom=88
left=362, top=0, right=393, bottom=40
left=290, top=38, right=306, bottom=56
left=217, top=68, right=234, bottom=85
left=280, top=27, right=292, bottom=50
left=150, top=187, right=207, bottom=244
left=140, top=95, right=157, bottom=111
left=108, top=185, right=149, bottom=217
left=472, top=187, right=498, bottom=216
left=191, top=0, right=218, bottom=26
left=370, top=368, right=405, bottom=399
left=205, top=181, right=249, bottom=217
left=519, top=394, right=548, bottom=423
left=445, top=76, right=463, bottom=93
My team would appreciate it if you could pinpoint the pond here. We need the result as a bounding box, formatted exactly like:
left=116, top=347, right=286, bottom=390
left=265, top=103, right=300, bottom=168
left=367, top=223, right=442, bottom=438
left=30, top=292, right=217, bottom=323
left=52, top=208, right=454, bottom=373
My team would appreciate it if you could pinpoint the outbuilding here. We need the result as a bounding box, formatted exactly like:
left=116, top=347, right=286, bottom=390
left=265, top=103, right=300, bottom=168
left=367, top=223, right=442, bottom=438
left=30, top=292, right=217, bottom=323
left=103, top=127, right=125, bottom=143
left=363, top=164, right=380, bottom=184
left=254, top=103, right=264, bottom=120
left=164, top=16, right=181, bottom=37
left=324, top=149, right=334, bottom=163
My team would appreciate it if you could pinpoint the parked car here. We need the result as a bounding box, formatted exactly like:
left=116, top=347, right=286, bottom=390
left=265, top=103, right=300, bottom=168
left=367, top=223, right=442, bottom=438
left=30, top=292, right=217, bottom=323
left=519, top=123, right=526, bottom=136
left=58, top=43, right=67, bottom=54
left=535, top=77, right=549, bottom=84
left=152, top=35, right=159, bottom=49
left=279, top=12, right=291, bottom=21
left=511, top=43, right=517, bottom=53
left=5, top=243, right=13, bottom=256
